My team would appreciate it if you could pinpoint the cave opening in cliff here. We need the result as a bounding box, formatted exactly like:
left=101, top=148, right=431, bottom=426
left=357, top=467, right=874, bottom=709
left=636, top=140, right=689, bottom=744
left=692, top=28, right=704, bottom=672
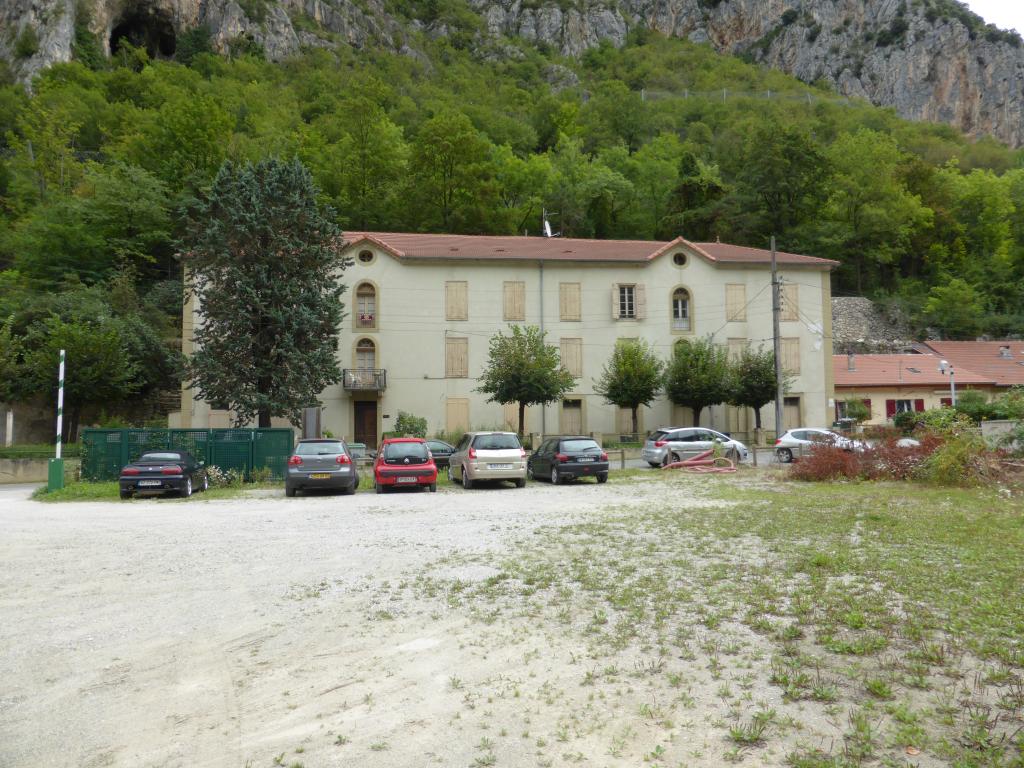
left=110, top=5, right=177, bottom=59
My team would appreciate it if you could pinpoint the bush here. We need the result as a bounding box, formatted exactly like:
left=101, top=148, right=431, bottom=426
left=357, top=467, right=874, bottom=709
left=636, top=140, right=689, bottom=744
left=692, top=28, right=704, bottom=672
left=15, top=27, right=39, bottom=59
left=893, top=410, right=919, bottom=434
left=394, top=411, right=427, bottom=438
left=914, top=433, right=989, bottom=486
left=913, top=408, right=975, bottom=437
left=789, top=446, right=860, bottom=481
left=205, top=465, right=243, bottom=487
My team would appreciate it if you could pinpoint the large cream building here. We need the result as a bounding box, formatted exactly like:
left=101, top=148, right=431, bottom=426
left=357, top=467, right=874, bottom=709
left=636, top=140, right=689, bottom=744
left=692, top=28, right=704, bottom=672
left=174, top=232, right=838, bottom=445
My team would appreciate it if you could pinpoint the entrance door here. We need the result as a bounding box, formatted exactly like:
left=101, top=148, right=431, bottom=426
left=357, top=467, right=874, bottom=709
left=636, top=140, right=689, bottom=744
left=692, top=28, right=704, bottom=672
left=354, top=401, right=378, bottom=447
left=783, top=397, right=801, bottom=431
left=561, top=399, right=583, bottom=434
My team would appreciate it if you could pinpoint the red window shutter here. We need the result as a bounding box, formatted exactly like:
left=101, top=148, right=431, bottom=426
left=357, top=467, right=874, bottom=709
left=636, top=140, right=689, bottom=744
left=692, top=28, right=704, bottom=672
left=885, top=400, right=896, bottom=418
left=862, top=399, right=872, bottom=415
left=914, top=399, right=925, bottom=412
left=940, top=397, right=952, bottom=407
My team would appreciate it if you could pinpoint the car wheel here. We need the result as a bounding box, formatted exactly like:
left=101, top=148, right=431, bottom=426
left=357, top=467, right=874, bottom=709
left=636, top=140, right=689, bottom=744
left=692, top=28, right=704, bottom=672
left=597, top=473, right=608, bottom=484
left=429, top=483, right=437, bottom=493
left=647, top=462, right=660, bottom=468
left=550, top=467, right=560, bottom=485
left=725, top=448, right=739, bottom=462
left=462, top=467, right=473, bottom=490
left=181, top=477, right=192, bottom=498
left=777, top=448, right=793, bottom=463
left=660, top=452, right=670, bottom=468
left=515, top=478, right=525, bottom=488
left=670, top=452, right=682, bottom=464
left=201, top=474, right=209, bottom=492
left=120, top=489, right=132, bottom=500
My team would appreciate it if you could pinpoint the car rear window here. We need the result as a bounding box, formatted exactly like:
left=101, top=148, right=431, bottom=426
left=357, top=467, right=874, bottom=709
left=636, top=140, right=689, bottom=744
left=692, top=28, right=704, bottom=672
left=650, top=430, right=669, bottom=442
left=296, top=442, right=345, bottom=456
left=385, top=442, right=429, bottom=461
left=560, top=439, right=601, bottom=452
left=472, top=434, right=521, bottom=450
left=139, top=452, right=183, bottom=462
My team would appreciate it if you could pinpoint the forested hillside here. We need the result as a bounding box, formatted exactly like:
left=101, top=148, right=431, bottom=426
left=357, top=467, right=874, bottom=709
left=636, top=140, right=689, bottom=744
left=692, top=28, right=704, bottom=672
left=2, top=31, right=1023, bottom=425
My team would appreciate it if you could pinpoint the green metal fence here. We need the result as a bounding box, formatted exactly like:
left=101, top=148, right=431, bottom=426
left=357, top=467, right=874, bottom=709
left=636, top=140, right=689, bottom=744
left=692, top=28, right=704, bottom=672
left=80, top=428, right=295, bottom=482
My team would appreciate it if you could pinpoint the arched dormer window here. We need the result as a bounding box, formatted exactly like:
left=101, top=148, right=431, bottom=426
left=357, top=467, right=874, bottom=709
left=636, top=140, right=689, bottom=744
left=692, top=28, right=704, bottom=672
left=672, top=288, right=691, bottom=332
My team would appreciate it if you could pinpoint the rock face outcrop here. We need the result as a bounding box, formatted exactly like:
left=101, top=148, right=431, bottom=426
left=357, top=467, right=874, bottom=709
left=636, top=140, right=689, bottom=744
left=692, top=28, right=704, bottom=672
left=831, top=297, right=914, bottom=353
left=4, top=0, right=1024, bottom=147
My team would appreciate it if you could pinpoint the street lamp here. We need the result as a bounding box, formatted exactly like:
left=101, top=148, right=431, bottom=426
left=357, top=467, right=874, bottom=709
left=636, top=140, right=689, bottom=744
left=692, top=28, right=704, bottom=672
left=938, top=359, right=956, bottom=406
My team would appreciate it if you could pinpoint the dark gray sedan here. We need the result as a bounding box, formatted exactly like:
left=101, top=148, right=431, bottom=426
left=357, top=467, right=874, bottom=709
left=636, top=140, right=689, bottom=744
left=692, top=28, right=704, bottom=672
left=286, top=439, right=360, bottom=497
left=527, top=436, right=609, bottom=484
left=119, top=450, right=208, bottom=499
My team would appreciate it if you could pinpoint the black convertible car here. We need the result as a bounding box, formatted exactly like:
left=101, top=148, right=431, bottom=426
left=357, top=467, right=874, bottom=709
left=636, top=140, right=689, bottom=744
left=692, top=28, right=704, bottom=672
left=119, top=451, right=208, bottom=499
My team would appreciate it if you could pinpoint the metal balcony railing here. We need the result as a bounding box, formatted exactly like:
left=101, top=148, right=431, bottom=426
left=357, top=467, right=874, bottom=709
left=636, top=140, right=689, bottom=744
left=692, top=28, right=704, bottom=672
left=342, top=368, right=387, bottom=391
left=357, top=313, right=376, bottom=327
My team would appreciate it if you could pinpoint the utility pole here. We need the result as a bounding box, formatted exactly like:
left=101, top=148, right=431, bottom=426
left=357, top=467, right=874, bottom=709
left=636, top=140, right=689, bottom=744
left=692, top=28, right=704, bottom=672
left=771, top=236, right=784, bottom=441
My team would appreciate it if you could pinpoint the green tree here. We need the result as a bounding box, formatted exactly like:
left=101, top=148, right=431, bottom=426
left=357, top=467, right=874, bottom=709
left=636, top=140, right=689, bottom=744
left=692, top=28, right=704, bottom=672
left=0, top=315, right=21, bottom=402
left=594, top=339, right=663, bottom=436
left=476, top=325, right=575, bottom=437
left=843, top=398, right=871, bottom=425
left=183, top=158, right=348, bottom=427
left=19, top=315, right=138, bottom=441
left=728, top=344, right=782, bottom=433
left=664, top=337, right=730, bottom=427
left=922, top=278, right=985, bottom=338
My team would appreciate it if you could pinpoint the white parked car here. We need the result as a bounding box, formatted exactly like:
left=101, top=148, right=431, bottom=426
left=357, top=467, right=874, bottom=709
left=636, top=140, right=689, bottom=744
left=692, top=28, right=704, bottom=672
left=774, top=428, right=866, bottom=463
left=642, top=427, right=750, bottom=467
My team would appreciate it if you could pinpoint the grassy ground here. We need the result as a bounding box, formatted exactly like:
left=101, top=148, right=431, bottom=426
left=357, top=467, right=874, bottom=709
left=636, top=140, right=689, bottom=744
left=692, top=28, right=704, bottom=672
left=411, top=475, right=1024, bottom=767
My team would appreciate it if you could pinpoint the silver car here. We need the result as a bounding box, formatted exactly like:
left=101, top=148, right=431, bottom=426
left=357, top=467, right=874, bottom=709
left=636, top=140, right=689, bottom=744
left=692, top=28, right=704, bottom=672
left=642, top=427, right=750, bottom=466
left=285, top=439, right=360, bottom=496
left=775, top=428, right=866, bottom=463
left=448, top=431, right=527, bottom=489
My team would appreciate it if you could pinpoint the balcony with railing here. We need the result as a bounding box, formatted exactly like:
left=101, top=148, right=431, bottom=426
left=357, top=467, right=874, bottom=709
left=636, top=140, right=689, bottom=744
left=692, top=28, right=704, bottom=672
left=342, top=368, right=387, bottom=392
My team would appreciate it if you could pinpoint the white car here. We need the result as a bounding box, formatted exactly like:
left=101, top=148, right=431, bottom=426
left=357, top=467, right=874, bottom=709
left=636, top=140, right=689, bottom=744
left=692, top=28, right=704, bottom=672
left=774, top=428, right=866, bottom=463
left=642, top=427, right=750, bottom=466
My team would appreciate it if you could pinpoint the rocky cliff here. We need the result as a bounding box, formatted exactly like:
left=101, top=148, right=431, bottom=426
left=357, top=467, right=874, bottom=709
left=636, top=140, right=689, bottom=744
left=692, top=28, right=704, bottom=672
left=4, top=0, right=1024, bottom=147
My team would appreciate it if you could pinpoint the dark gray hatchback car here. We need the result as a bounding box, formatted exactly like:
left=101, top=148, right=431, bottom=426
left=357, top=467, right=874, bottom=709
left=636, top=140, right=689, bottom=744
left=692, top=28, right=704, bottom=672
left=285, top=439, right=360, bottom=497
left=527, top=436, right=609, bottom=484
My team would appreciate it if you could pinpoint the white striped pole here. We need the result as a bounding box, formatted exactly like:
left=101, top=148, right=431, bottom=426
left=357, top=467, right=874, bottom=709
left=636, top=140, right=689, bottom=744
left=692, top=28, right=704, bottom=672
left=56, top=349, right=65, bottom=460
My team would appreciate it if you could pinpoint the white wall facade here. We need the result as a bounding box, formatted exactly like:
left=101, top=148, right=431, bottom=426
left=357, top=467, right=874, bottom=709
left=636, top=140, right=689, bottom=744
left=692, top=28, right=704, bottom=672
left=176, top=240, right=835, bottom=444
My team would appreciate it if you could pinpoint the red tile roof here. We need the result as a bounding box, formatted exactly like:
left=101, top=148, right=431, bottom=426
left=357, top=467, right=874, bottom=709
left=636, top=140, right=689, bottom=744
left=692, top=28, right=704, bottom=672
left=344, top=232, right=838, bottom=268
left=833, top=353, right=994, bottom=388
left=914, top=341, right=1024, bottom=387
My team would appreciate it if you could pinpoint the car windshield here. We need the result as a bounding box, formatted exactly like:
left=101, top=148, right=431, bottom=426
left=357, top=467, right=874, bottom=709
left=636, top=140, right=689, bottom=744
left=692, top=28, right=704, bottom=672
left=296, top=442, right=345, bottom=456
left=561, top=439, right=601, bottom=452
left=473, top=434, right=520, bottom=450
left=138, top=452, right=183, bottom=462
left=385, top=442, right=429, bottom=461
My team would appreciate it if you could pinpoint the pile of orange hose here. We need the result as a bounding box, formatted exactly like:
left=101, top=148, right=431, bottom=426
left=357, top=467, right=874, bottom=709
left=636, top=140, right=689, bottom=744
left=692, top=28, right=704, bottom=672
left=661, top=448, right=738, bottom=473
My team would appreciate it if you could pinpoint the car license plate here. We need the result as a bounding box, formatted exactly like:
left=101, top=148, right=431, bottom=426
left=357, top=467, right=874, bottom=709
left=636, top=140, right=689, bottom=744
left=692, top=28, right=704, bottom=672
left=138, top=480, right=161, bottom=487
left=578, top=457, right=594, bottom=462
left=397, top=476, right=417, bottom=483
left=309, top=473, right=331, bottom=480
left=488, top=463, right=512, bottom=470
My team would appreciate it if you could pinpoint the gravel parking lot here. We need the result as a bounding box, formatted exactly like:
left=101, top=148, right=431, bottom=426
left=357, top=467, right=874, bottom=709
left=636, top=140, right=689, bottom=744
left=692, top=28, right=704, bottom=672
left=0, top=479, right=688, bottom=768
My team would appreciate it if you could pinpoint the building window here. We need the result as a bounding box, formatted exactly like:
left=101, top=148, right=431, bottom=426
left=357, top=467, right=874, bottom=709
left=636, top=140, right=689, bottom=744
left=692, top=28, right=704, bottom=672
left=727, top=337, right=746, bottom=362
left=613, top=283, right=645, bottom=320
left=559, top=282, right=581, bottom=321
left=355, top=338, right=376, bottom=369
left=445, top=337, right=468, bottom=378
left=673, top=252, right=687, bottom=267
left=725, top=283, right=746, bottom=322
left=781, top=337, right=800, bottom=374
left=445, top=281, right=468, bottom=321
left=358, top=249, right=374, bottom=264
left=837, top=399, right=872, bottom=420
left=503, top=281, right=525, bottom=322
left=356, top=283, right=376, bottom=329
left=781, top=283, right=799, bottom=322
left=886, top=399, right=924, bottom=418
left=560, top=338, right=583, bottom=378
left=672, top=288, right=690, bottom=331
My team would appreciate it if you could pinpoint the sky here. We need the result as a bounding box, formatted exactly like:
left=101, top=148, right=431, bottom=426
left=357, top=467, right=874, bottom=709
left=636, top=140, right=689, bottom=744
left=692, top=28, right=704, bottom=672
left=963, top=0, right=1024, bottom=33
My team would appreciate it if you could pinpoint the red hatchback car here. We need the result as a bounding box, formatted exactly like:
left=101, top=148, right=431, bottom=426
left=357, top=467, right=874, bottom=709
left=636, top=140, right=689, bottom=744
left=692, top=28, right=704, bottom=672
left=373, top=438, right=438, bottom=493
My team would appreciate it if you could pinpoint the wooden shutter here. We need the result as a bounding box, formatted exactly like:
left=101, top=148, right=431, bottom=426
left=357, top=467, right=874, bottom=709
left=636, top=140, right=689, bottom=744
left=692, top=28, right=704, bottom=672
left=446, top=398, right=469, bottom=432
left=445, top=337, right=468, bottom=378
left=781, top=283, right=799, bottom=322
left=726, top=284, right=746, bottom=321
left=885, top=399, right=897, bottom=418
left=560, top=338, right=583, bottom=377
left=635, top=284, right=647, bottom=320
left=914, top=398, right=925, bottom=412
left=445, top=281, right=468, bottom=321
left=611, top=283, right=621, bottom=319
left=862, top=399, right=872, bottom=418
left=727, top=337, right=746, bottom=362
left=503, top=281, right=525, bottom=322
left=559, top=282, right=581, bottom=321
left=780, top=337, right=800, bottom=374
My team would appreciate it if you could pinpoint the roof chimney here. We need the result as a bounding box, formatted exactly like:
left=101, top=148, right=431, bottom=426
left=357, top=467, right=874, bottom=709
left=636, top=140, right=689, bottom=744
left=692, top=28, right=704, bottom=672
left=999, top=345, right=1012, bottom=359
left=847, top=352, right=855, bottom=371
